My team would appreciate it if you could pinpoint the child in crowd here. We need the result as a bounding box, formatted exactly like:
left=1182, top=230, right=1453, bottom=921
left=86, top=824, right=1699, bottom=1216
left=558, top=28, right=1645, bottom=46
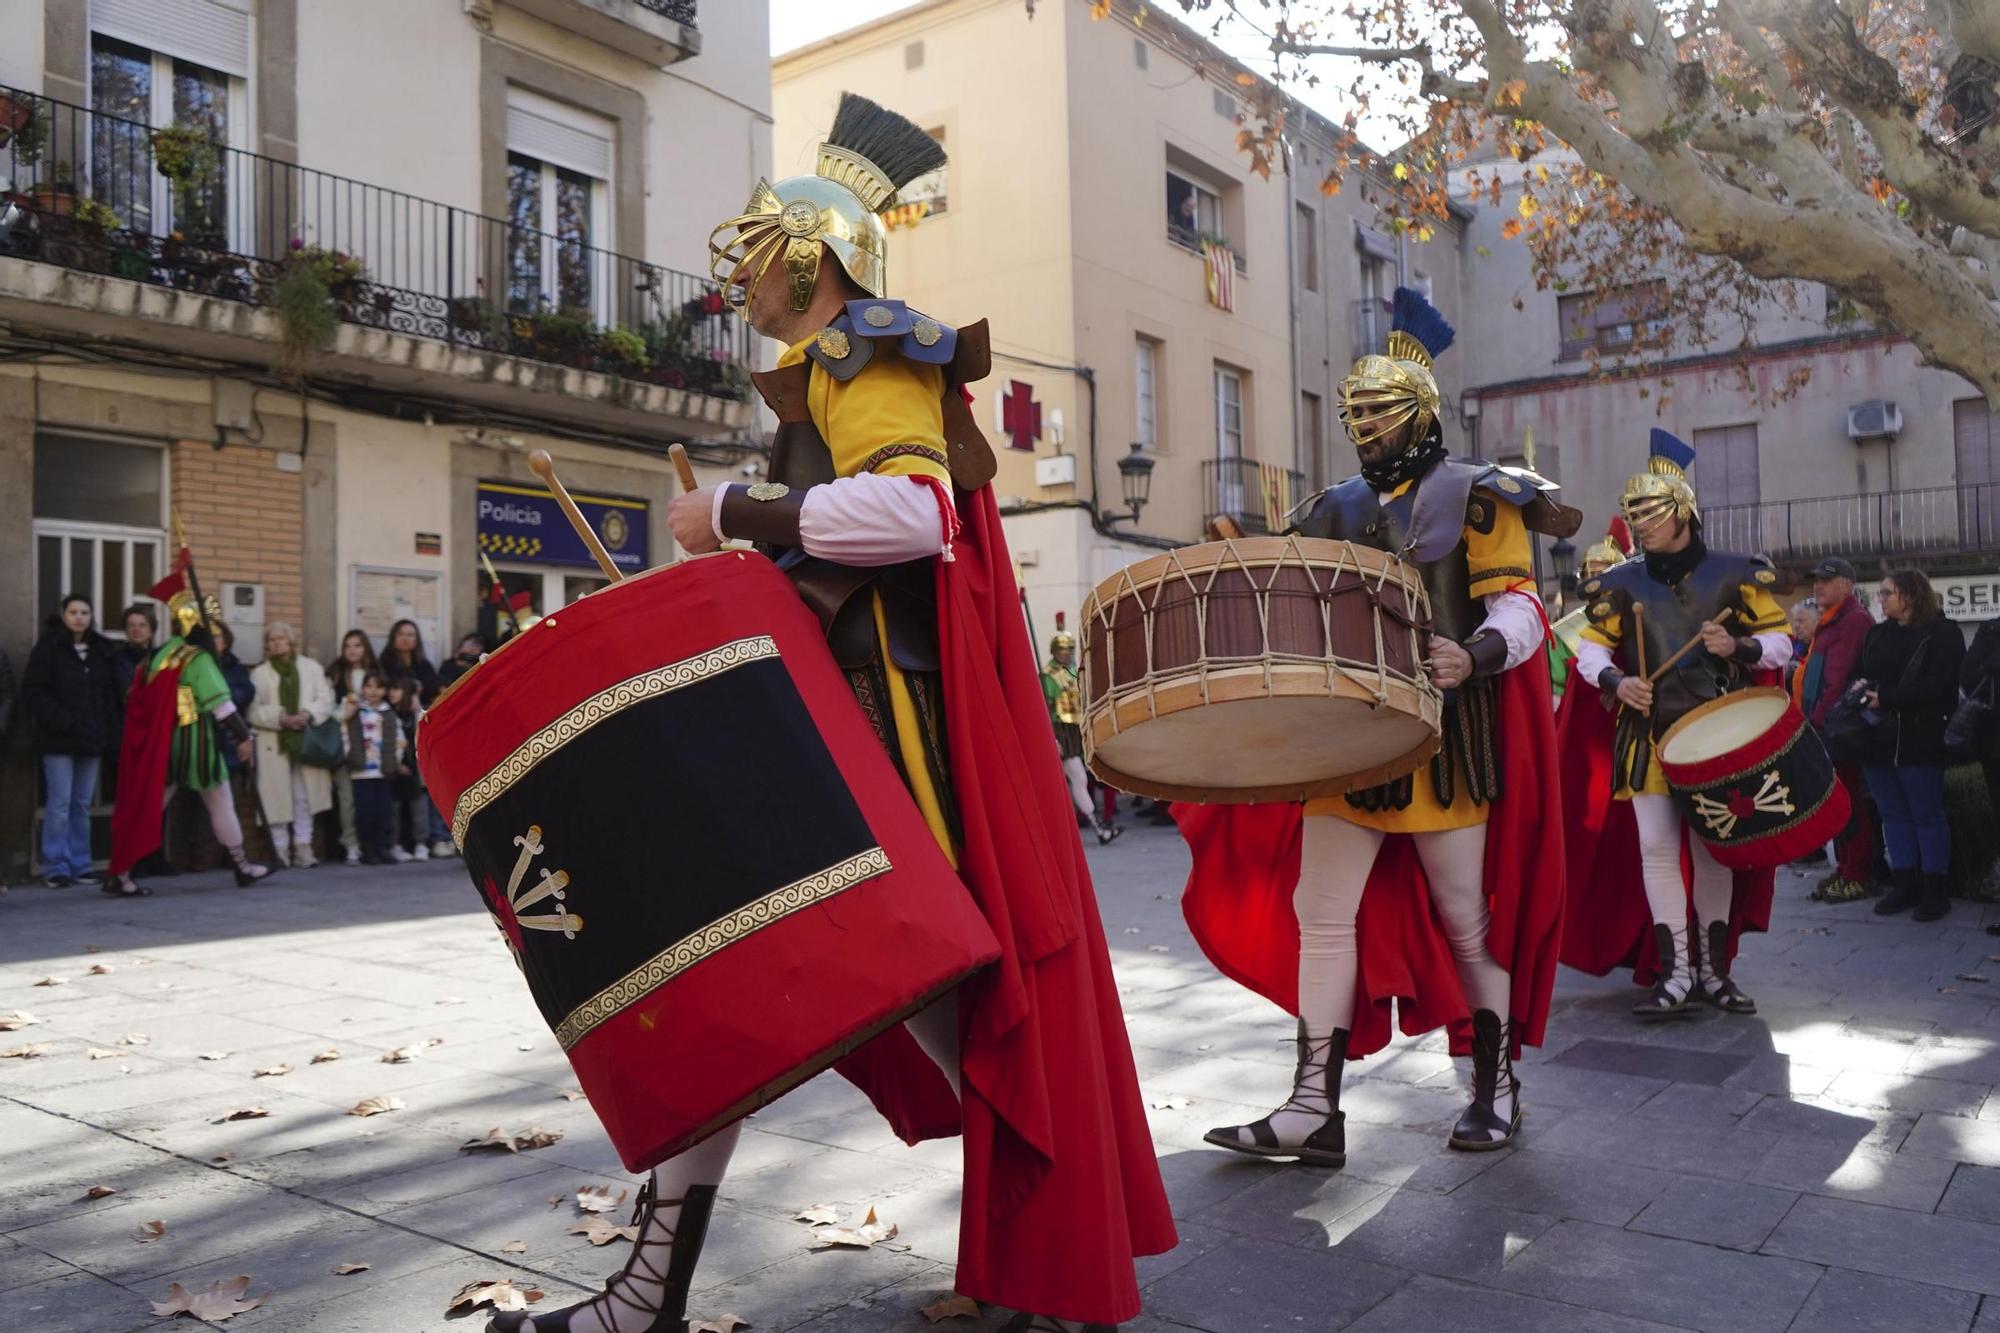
left=341, top=671, right=406, bottom=865
left=384, top=676, right=430, bottom=862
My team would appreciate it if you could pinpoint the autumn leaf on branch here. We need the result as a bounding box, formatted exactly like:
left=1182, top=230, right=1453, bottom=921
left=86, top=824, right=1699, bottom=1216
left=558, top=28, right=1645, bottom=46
left=447, top=1279, right=544, bottom=1314
left=920, top=1294, right=982, bottom=1323
left=149, top=1275, right=263, bottom=1321
left=806, top=1207, right=899, bottom=1250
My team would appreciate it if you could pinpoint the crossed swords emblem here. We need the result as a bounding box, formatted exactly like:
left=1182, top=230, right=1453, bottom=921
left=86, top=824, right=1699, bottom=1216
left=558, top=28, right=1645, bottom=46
left=1691, top=769, right=1795, bottom=840
left=502, top=824, right=583, bottom=939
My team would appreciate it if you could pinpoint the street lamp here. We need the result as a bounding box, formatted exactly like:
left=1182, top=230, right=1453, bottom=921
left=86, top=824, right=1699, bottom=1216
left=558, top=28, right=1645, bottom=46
left=1112, top=443, right=1154, bottom=525
left=1550, top=536, right=1577, bottom=613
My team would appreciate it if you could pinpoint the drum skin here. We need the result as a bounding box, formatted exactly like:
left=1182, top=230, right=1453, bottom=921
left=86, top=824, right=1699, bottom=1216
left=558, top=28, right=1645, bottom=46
left=1079, top=537, right=1441, bottom=804
left=1657, top=688, right=1851, bottom=871
left=420, top=551, right=999, bottom=1172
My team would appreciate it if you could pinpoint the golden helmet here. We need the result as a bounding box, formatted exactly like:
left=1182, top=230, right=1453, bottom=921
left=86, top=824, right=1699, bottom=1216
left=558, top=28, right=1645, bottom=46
left=709, top=93, right=945, bottom=314
left=1621, top=429, right=1699, bottom=534
left=1339, top=287, right=1456, bottom=450
left=168, top=590, right=226, bottom=638
left=1581, top=516, right=1633, bottom=577
left=1049, top=612, right=1076, bottom=657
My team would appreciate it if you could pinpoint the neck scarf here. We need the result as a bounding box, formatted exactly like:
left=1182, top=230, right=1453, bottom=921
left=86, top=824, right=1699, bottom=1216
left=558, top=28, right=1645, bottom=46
left=273, top=653, right=303, bottom=759
left=1359, top=428, right=1447, bottom=494
left=1643, top=528, right=1707, bottom=587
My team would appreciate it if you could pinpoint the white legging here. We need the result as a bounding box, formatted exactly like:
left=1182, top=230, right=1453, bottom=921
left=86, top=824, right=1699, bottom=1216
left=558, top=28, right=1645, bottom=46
left=164, top=781, right=245, bottom=851
left=1061, top=756, right=1095, bottom=821
left=1631, top=793, right=1734, bottom=931
left=1294, top=815, right=1510, bottom=1037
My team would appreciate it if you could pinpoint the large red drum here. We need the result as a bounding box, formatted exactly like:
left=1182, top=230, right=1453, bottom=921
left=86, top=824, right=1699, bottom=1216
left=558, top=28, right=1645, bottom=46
left=420, top=551, right=998, bottom=1172
left=1656, top=687, right=1851, bottom=871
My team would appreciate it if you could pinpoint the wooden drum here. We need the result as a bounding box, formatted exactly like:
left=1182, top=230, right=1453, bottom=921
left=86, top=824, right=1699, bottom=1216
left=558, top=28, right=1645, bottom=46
left=1656, top=687, right=1851, bottom=871
left=1079, top=536, right=1442, bottom=804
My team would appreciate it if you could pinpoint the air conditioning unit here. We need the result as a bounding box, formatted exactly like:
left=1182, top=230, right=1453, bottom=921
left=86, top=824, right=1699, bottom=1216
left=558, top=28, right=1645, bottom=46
left=1846, top=399, right=1903, bottom=441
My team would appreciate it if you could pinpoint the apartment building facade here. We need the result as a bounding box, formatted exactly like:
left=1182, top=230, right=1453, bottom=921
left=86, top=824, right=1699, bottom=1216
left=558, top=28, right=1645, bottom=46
left=0, top=0, right=771, bottom=874
left=773, top=0, right=1464, bottom=629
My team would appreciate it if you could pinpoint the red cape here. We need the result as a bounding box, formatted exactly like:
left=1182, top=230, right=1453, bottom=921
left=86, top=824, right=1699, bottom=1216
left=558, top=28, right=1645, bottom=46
left=109, top=662, right=180, bottom=875
left=1175, top=653, right=1566, bottom=1060
left=833, top=486, right=1175, bottom=1325
left=1553, top=660, right=1773, bottom=981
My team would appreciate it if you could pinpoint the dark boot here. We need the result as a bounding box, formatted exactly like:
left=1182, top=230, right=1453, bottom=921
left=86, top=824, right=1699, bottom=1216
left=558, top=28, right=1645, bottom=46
left=1632, top=923, right=1695, bottom=1019
left=1694, top=920, right=1756, bottom=1014
left=487, top=1180, right=716, bottom=1332
left=1449, top=1009, right=1521, bottom=1151
left=1874, top=866, right=1921, bottom=916
left=1203, top=1022, right=1347, bottom=1167
left=1091, top=813, right=1123, bottom=846
left=1912, top=873, right=1953, bottom=923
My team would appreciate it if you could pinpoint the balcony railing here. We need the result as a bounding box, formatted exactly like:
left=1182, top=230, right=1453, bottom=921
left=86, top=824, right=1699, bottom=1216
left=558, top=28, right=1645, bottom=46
left=633, top=0, right=698, bottom=21
left=1352, top=296, right=1390, bottom=356
left=0, top=85, right=750, bottom=402
left=1203, top=457, right=1306, bottom=537
left=1702, top=484, right=2000, bottom=564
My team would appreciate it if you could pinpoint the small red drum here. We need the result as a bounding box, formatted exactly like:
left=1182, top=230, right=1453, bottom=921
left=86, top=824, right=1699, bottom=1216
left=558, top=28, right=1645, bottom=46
left=1656, top=687, right=1851, bottom=871
left=421, top=552, right=998, bottom=1172
left=1079, top=536, right=1442, bottom=803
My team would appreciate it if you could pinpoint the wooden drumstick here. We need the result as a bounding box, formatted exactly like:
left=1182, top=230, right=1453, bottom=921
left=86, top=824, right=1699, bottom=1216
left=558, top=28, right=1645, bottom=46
left=528, top=450, right=623, bottom=583
left=669, top=443, right=698, bottom=495
left=1647, top=609, right=1741, bottom=685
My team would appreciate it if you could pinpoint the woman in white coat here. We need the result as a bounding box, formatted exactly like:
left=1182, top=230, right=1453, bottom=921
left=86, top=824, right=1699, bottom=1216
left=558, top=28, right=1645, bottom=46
left=249, top=623, right=336, bottom=867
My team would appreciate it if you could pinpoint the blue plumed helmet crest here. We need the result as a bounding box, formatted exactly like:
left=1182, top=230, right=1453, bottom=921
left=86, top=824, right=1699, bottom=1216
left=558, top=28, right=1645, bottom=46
left=1388, top=286, right=1456, bottom=366
left=1647, top=428, right=1695, bottom=480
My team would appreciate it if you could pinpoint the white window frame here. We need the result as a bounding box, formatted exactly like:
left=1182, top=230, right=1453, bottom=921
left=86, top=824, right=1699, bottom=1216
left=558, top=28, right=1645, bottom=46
left=1214, top=365, right=1245, bottom=516
left=1135, top=336, right=1159, bottom=451
left=28, top=437, right=171, bottom=638
left=506, top=89, right=615, bottom=322
left=1167, top=169, right=1223, bottom=250
left=88, top=34, right=253, bottom=250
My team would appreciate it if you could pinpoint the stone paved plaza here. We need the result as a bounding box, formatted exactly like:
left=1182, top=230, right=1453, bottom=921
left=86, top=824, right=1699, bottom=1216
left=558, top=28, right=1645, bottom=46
left=4, top=823, right=2000, bottom=1332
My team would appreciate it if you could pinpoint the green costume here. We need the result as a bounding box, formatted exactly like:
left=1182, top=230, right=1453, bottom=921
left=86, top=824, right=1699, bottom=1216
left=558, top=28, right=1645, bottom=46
left=150, top=636, right=231, bottom=791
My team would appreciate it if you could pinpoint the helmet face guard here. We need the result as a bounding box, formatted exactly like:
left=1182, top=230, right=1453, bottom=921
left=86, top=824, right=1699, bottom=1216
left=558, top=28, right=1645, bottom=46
left=708, top=168, right=891, bottom=316
left=1339, top=334, right=1442, bottom=452
left=1620, top=471, right=1697, bottom=537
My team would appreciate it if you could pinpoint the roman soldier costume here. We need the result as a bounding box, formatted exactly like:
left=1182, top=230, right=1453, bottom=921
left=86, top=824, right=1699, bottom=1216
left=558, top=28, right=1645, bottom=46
left=1044, top=614, right=1119, bottom=844
left=1548, top=519, right=1633, bottom=702
left=486, top=94, right=1172, bottom=1333
left=107, top=549, right=273, bottom=896
left=1557, top=430, right=1791, bottom=1019
left=1177, top=288, right=1573, bottom=1169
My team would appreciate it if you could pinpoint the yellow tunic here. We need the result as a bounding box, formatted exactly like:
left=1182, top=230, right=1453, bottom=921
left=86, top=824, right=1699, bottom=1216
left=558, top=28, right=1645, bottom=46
left=1579, top=581, right=1788, bottom=799
left=778, top=335, right=957, bottom=865
left=1303, top=486, right=1533, bottom=832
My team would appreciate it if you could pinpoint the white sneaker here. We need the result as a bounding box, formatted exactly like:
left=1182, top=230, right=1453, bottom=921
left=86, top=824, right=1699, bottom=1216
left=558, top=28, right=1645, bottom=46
left=344, top=848, right=361, bottom=866
left=390, top=847, right=413, bottom=863
left=429, top=840, right=457, bottom=859
left=413, top=844, right=430, bottom=861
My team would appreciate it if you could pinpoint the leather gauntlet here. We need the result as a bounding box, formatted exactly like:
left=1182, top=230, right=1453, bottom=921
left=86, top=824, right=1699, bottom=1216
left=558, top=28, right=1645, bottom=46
left=718, top=483, right=806, bottom=547
left=216, top=709, right=252, bottom=748
left=1464, top=631, right=1509, bottom=680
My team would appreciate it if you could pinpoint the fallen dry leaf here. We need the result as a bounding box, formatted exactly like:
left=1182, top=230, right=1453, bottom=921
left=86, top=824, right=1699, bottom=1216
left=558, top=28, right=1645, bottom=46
left=1149, top=1095, right=1193, bottom=1111
left=575, top=1185, right=628, bottom=1214
left=448, top=1279, right=544, bottom=1314
left=310, top=1048, right=341, bottom=1064
left=570, top=1217, right=641, bottom=1247
left=150, top=1275, right=263, bottom=1321
left=381, top=1044, right=426, bottom=1064
left=211, top=1153, right=233, bottom=1164
left=1122, top=926, right=1142, bottom=934
left=121, top=1033, right=150, bottom=1046
left=793, top=1204, right=841, bottom=1226
left=920, top=1294, right=982, bottom=1323
left=199, top=1051, right=232, bottom=1062
left=84, top=1185, right=118, bottom=1199
left=349, top=1095, right=405, bottom=1118
left=460, top=1126, right=563, bottom=1154
left=1146, top=944, right=1171, bottom=953
left=333, top=1262, right=370, bottom=1275
left=87, top=1047, right=122, bottom=1060
left=436, top=996, right=467, bottom=1006
left=1955, top=973, right=1991, bottom=984
left=807, top=1207, right=898, bottom=1250
left=516, top=1042, right=534, bottom=1052
left=558, top=1087, right=588, bottom=1102
left=501, top=1240, right=528, bottom=1254
left=88, top=963, right=114, bottom=975
left=253, top=1064, right=294, bottom=1079
left=33, top=976, right=66, bottom=987
left=212, top=1107, right=270, bottom=1123
left=133, top=1220, right=167, bottom=1244
left=0, top=1011, right=42, bottom=1030
left=2, top=1042, right=53, bottom=1058
left=689, top=1318, right=751, bottom=1333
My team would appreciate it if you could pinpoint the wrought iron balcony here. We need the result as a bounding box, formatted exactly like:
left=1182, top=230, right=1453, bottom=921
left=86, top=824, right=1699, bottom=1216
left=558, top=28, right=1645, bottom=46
left=634, top=0, right=697, bottom=21
left=1701, top=484, right=2000, bottom=565
left=1202, top=456, right=1307, bottom=537
left=0, top=85, right=749, bottom=401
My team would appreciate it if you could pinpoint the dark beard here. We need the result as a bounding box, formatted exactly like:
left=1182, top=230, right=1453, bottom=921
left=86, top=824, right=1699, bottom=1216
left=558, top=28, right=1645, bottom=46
left=1359, top=426, right=1447, bottom=493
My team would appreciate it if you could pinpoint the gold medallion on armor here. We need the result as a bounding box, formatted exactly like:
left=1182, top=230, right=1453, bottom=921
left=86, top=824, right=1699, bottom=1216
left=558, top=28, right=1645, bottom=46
left=913, top=317, right=942, bottom=347
left=816, top=328, right=851, bottom=359
left=863, top=304, right=896, bottom=328
left=747, top=482, right=792, bottom=502
left=779, top=200, right=821, bottom=237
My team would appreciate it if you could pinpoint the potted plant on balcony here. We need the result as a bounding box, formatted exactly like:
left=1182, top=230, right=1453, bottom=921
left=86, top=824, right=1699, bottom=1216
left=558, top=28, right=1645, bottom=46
left=0, top=91, right=37, bottom=153
left=528, top=305, right=599, bottom=369
left=148, top=123, right=219, bottom=183
left=602, top=325, right=650, bottom=373
left=25, top=159, right=78, bottom=216
left=271, top=239, right=372, bottom=378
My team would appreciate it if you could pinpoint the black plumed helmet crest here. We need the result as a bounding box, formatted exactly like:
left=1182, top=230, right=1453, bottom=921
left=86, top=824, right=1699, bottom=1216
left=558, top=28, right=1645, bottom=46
left=825, top=92, right=947, bottom=199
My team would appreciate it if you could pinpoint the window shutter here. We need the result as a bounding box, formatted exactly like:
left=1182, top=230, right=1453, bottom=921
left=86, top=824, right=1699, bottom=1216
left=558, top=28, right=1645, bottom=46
left=91, top=0, right=252, bottom=78
left=505, top=89, right=614, bottom=181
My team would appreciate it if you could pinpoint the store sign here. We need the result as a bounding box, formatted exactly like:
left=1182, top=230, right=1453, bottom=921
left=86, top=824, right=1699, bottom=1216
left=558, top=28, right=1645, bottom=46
left=476, top=481, right=649, bottom=573
left=1856, top=573, right=2000, bottom=622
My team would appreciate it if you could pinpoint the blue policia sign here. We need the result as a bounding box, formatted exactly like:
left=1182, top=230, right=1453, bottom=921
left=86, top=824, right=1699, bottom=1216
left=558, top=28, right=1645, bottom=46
left=476, top=481, right=650, bottom=572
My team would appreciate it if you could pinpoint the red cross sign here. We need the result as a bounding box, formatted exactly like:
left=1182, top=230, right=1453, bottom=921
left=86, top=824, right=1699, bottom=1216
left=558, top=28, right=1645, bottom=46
left=1002, top=380, right=1042, bottom=452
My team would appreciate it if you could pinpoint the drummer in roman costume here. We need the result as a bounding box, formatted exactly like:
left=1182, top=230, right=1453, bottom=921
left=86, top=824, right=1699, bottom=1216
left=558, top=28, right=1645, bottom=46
left=1045, top=615, right=1121, bottom=845
left=1178, top=287, right=1575, bottom=1168
left=486, top=94, right=1171, bottom=1333
left=1560, top=429, right=1792, bottom=1020
left=1549, top=520, right=1633, bottom=700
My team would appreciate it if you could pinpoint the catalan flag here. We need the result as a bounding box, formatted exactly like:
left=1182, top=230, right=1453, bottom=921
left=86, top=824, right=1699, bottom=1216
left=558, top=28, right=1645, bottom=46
left=1202, top=239, right=1236, bottom=312
left=1258, top=462, right=1294, bottom=533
